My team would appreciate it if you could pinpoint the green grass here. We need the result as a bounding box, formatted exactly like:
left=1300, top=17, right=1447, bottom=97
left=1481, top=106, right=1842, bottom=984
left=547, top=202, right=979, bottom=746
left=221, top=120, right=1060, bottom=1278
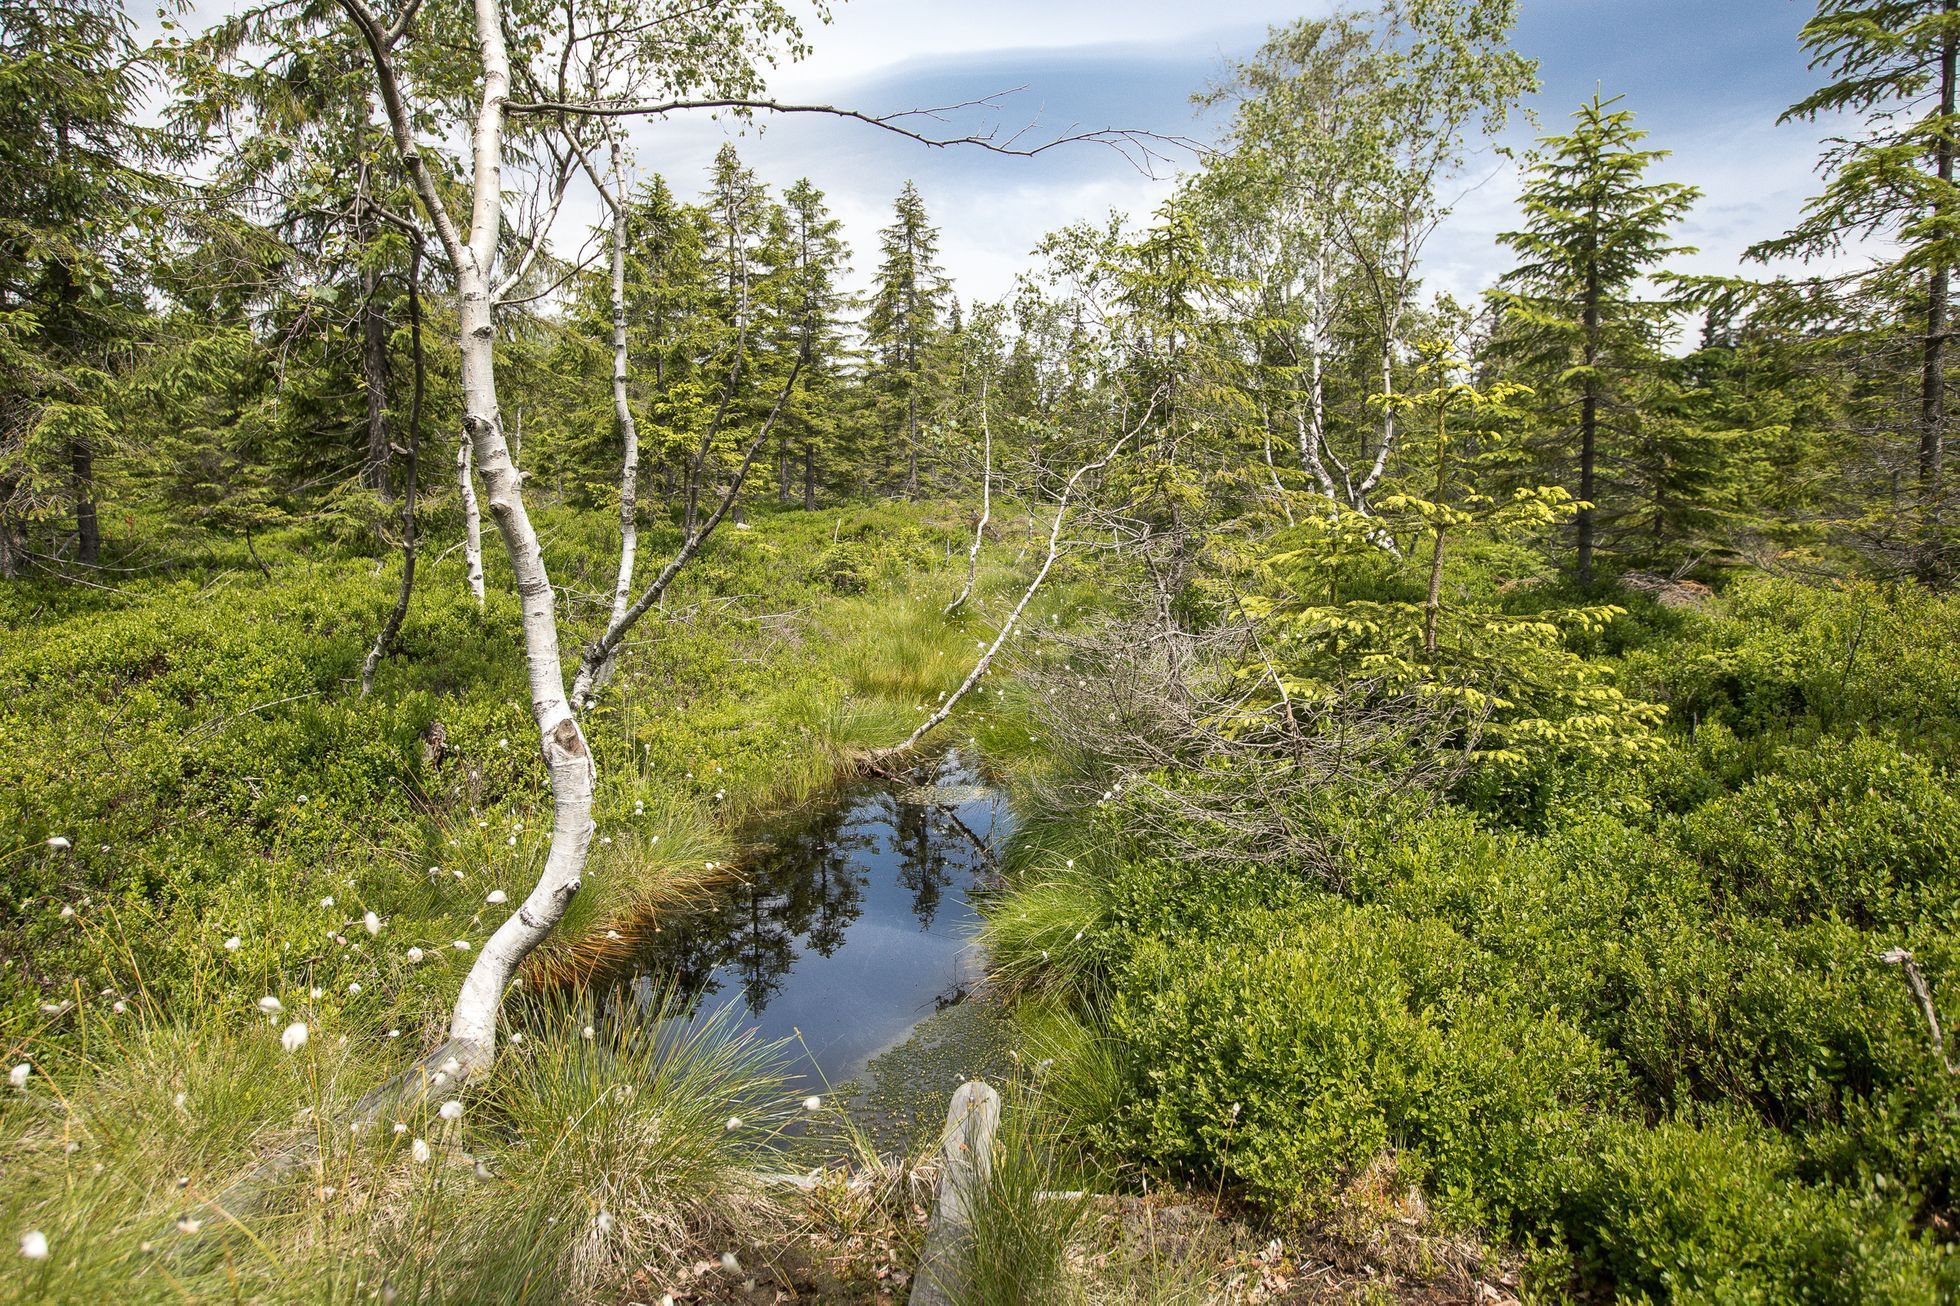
left=0, top=987, right=813, bottom=1303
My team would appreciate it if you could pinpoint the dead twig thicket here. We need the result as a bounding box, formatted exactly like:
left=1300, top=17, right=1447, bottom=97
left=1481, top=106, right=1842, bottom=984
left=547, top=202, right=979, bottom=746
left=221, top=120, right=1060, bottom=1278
left=1009, top=612, right=1483, bottom=884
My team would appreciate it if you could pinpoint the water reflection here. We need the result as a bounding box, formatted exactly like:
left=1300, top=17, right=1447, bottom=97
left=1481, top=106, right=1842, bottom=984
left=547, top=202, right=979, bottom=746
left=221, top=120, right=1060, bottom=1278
left=620, top=752, right=1007, bottom=1086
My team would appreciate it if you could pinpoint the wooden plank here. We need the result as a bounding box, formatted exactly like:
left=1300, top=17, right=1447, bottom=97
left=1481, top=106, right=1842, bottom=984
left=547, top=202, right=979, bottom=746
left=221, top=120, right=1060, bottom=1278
left=910, top=1079, right=1001, bottom=1306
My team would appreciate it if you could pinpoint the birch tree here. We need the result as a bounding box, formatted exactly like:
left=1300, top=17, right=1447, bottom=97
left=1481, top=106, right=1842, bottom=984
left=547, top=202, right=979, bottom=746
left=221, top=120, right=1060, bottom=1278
left=1198, top=0, right=1534, bottom=516
left=323, top=0, right=821, bottom=1080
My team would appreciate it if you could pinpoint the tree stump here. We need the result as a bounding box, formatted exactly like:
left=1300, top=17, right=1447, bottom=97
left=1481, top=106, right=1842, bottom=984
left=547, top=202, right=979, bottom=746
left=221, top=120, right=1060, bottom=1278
left=910, top=1079, right=1000, bottom=1306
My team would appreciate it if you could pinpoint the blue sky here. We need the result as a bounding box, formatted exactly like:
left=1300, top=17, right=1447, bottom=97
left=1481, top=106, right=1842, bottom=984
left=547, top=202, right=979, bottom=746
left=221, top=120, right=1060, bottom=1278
left=611, top=0, right=1850, bottom=309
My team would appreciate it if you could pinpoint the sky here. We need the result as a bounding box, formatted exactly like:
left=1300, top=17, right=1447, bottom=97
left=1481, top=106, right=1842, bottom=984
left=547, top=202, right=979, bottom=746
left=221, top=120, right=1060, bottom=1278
left=593, top=0, right=1848, bottom=310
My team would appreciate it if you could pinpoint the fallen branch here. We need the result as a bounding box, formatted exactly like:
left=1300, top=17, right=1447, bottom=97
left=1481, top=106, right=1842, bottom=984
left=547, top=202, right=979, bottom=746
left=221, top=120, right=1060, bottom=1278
left=867, top=391, right=1162, bottom=769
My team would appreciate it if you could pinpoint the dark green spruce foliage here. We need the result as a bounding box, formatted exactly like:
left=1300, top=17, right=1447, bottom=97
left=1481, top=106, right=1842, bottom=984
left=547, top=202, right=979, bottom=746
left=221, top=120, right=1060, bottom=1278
left=1490, top=94, right=1700, bottom=581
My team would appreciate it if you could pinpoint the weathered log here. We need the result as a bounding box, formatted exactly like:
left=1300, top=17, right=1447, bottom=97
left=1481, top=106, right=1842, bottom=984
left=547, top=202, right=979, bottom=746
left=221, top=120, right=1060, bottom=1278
left=911, top=1079, right=1001, bottom=1306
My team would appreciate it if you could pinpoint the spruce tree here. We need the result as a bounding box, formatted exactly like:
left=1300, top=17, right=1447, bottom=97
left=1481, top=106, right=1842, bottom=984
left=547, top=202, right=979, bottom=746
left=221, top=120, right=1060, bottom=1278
left=0, top=0, right=172, bottom=572
left=1751, top=0, right=1960, bottom=575
left=1491, top=92, right=1698, bottom=581
left=780, top=178, right=850, bottom=508
left=864, top=181, right=948, bottom=498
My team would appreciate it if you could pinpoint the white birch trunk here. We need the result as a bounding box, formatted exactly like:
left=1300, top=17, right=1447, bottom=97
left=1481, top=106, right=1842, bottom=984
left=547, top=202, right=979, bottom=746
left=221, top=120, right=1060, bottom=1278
left=459, top=434, right=485, bottom=607
left=343, top=0, right=596, bottom=1079
left=604, top=137, right=641, bottom=635
left=871, top=391, right=1161, bottom=766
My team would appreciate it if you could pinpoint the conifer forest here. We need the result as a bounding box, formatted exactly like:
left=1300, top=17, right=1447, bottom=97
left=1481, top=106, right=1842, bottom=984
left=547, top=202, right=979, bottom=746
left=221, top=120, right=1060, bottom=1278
left=7, top=0, right=1960, bottom=1300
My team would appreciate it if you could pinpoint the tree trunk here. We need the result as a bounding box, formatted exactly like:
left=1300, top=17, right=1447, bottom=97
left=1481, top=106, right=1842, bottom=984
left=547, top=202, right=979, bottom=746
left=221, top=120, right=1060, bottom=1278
left=362, top=264, right=394, bottom=501
left=444, top=145, right=592, bottom=1075
left=362, top=243, right=426, bottom=695
left=459, top=433, right=485, bottom=606
left=905, top=385, right=920, bottom=500
left=70, top=439, right=98, bottom=567
left=1423, top=525, right=1446, bottom=658
left=343, top=0, right=595, bottom=1082
left=803, top=442, right=816, bottom=510
left=1579, top=257, right=1601, bottom=585
left=604, top=137, right=642, bottom=639
left=1424, top=404, right=1450, bottom=661
left=1921, top=0, right=1955, bottom=560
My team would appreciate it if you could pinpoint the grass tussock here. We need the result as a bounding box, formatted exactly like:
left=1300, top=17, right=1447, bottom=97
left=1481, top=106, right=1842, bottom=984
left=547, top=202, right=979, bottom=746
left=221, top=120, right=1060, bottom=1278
left=1, top=987, right=815, bottom=1303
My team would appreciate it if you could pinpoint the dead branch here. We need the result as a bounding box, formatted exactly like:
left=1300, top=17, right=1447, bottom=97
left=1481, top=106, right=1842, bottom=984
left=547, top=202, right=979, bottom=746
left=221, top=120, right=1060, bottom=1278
left=1881, top=948, right=1960, bottom=1074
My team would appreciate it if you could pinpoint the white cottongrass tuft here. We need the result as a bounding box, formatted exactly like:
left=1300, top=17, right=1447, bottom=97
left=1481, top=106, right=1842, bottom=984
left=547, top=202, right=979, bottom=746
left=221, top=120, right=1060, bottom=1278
left=347, top=982, right=361, bottom=996
left=437, top=1099, right=463, bottom=1121
left=9, top=1063, right=29, bottom=1089
left=724, top=1115, right=741, bottom=1132
left=405, top=947, right=424, bottom=964
left=719, top=1252, right=740, bottom=1273
left=175, top=1218, right=202, bottom=1235
left=280, top=1022, right=309, bottom=1052
left=19, top=1230, right=47, bottom=1259
left=451, top=939, right=470, bottom=951
left=223, top=936, right=241, bottom=951
left=364, top=911, right=381, bottom=936
left=581, top=1025, right=595, bottom=1041
left=257, top=995, right=283, bottom=1014
left=410, top=1138, right=431, bottom=1163
left=320, top=896, right=334, bottom=908
left=803, top=1095, right=822, bottom=1112
left=485, top=889, right=506, bottom=905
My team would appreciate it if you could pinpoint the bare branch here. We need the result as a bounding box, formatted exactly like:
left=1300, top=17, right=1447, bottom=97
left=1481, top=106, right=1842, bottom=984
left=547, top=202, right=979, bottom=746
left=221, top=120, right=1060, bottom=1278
left=505, top=93, right=1201, bottom=176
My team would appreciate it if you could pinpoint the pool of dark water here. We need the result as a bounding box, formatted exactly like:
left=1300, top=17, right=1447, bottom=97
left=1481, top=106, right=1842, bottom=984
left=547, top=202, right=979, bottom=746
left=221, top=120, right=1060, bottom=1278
left=619, top=751, right=1008, bottom=1090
